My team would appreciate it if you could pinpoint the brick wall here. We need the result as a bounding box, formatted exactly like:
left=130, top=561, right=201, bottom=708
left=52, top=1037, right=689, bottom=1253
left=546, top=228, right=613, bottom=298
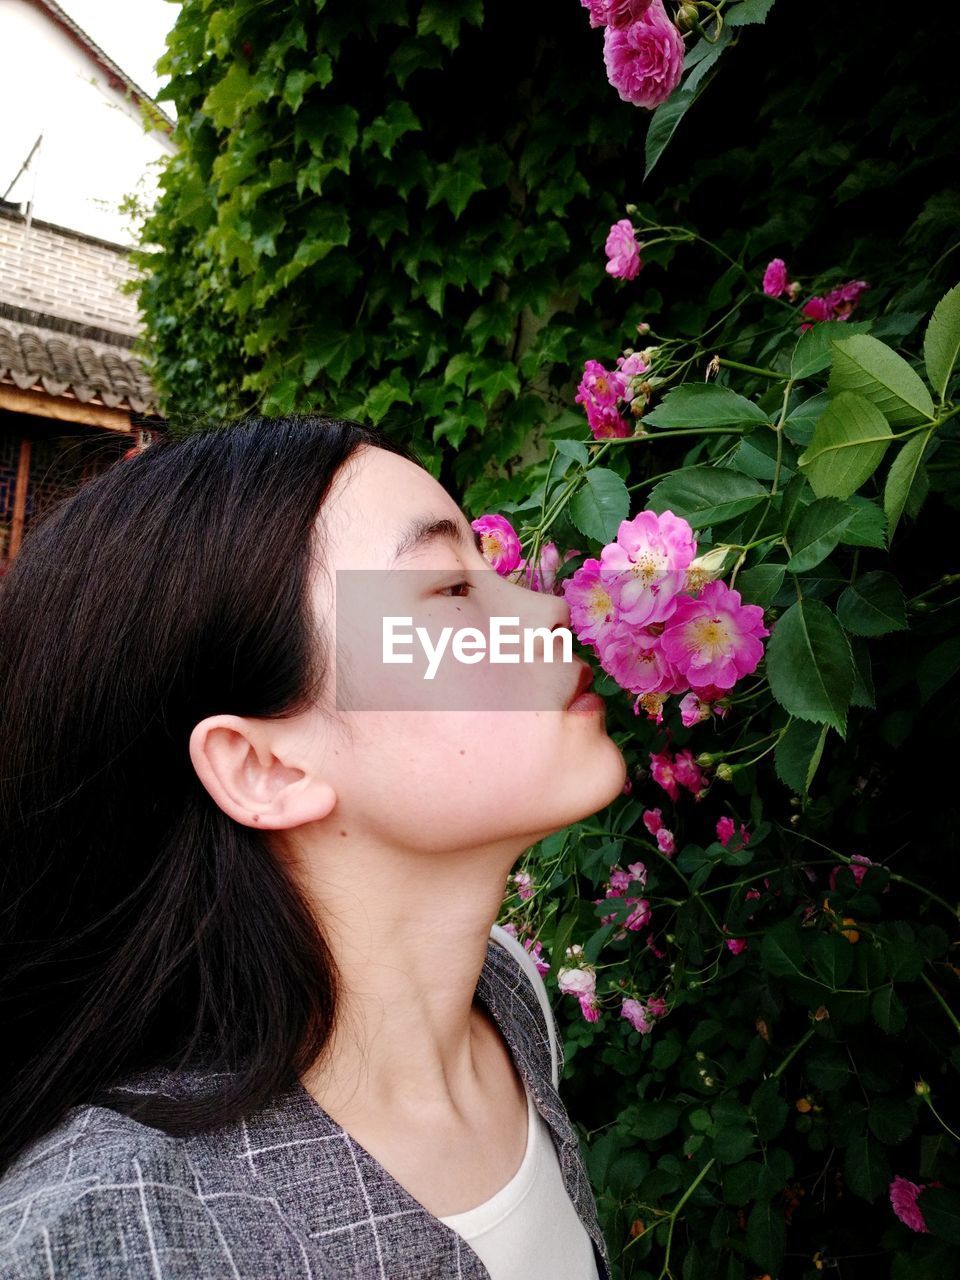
left=0, top=208, right=142, bottom=338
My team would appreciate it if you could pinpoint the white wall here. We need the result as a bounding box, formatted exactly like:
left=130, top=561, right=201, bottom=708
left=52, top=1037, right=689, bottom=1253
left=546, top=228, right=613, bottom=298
left=0, top=0, right=177, bottom=247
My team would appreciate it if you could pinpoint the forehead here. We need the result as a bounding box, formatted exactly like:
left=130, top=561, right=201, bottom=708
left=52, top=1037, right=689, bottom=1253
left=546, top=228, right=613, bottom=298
left=318, top=444, right=468, bottom=570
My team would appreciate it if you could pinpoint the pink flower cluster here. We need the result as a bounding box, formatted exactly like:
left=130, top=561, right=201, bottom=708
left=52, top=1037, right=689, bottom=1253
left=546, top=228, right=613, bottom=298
left=621, top=992, right=668, bottom=1034
left=574, top=352, right=649, bottom=439
left=499, top=921, right=551, bottom=977
left=562, top=509, right=770, bottom=724
left=650, top=747, right=706, bottom=799
left=580, top=0, right=685, bottom=109
left=556, top=944, right=602, bottom=1022
left=828, top=853, right=874, bottom=892
left=594, top=861, right=651, bottom=939
left=716, top=815, right=750, bottom=849
left=643, top=806, right=675, bottom=855
left=761, top=256, right=870, bottom=330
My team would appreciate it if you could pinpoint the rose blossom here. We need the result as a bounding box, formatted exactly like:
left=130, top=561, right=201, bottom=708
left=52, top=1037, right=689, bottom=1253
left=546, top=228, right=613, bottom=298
left=557, top=965, right=597, bottom=998
left=562, top=558, right=619, bottom=646
left=600, top=509, right=697, bottom=628
left=621, top=998, right=654, bottom=1033
left=605, top=218, right=643, bottom=280
left=763, top=258, right=789, bottom=297
left=659, top=578, right=769, bottom=690
left=471, top=513, right=521, bottom=575
left=889, top=1176, right=929, bottom=1233
left=602, top=0, right=685, bottom=110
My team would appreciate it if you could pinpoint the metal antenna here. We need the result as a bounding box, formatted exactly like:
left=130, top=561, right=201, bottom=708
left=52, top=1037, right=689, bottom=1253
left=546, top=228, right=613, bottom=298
left=2, top=133, right=44, bottom=202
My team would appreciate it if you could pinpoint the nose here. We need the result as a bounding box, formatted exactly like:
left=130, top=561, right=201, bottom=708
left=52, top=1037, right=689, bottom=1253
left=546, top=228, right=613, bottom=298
left=498, top=570, right=573, bottom=661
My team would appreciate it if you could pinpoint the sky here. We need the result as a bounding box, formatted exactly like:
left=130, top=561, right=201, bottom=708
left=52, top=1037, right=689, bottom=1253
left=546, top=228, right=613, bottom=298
left=59, top=0, right=179, bottom=102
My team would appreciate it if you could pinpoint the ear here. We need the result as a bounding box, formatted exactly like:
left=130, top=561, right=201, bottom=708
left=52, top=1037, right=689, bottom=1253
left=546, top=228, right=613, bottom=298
left=188, top=714, right=337, bottom=830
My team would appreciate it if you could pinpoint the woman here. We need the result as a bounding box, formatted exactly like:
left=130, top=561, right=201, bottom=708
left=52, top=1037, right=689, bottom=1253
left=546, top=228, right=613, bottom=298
left=0, top=415, right=627, bottom=1278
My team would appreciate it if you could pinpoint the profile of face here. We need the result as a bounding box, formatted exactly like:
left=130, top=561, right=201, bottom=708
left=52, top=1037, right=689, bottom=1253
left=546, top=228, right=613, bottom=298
left=189, top=444, right=627, bottom=873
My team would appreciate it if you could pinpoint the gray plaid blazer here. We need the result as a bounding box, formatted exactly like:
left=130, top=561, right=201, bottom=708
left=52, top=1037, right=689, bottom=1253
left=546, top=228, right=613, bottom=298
left=0, top=929, right=612, bottom=1278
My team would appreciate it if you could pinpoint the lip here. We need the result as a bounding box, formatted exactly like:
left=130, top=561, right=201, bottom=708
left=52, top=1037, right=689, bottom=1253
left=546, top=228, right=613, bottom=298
left=565, top=659, right=595, bottom=709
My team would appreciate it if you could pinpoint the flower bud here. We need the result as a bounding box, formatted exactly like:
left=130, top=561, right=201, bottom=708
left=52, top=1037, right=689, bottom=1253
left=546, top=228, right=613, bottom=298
left=715, top=762, right=736, bottom=782
left=695, top=753, right=715, bottom=767
left=915, top=1078, right=931, bottom=1097
left=703, top=1075, right=715, bottom=1087
left=625, top=204, right=638, bottom=216
left=695, top=1051, right=706, bottom=1062
left=636, top=322, right=651, bottom=336
left=677, top=2, right=699, bottom=31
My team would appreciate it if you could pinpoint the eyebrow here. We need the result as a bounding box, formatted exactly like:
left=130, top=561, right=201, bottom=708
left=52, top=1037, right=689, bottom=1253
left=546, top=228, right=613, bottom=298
left=391, top=514, right=485, bottom=564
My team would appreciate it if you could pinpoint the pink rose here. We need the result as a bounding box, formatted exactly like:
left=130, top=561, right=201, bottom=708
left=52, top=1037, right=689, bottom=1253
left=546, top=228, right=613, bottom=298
left=889, top=1175, right=929, bottom=1233
left=471, top=513, right=521, bottom=575
left=605, top=218, right=643, bottom=280
left=582, top=0, right=654, bottom=27
left=602, top=0, right=685, bottom=110
left=762, top=258, right=789, bottom=298
left=602, top=0, right=655, bottom=25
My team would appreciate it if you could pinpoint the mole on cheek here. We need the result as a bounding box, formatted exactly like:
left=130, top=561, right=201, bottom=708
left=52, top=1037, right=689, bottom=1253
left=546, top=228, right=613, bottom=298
left=339, top=830, right=348, bottom=837
left=459, top=749, right=466, bottom=755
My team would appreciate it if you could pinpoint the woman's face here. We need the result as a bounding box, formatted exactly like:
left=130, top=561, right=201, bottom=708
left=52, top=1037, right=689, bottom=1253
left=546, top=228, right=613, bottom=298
left=289, top=444, right=627, bottom=859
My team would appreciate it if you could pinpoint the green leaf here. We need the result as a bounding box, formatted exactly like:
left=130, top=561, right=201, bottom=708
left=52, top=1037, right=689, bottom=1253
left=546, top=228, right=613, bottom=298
left=919, top=1188, right=960, bottom=1244
left=726, top=0, right=778, bottom=24
left=736, top=563, right=785, bottom=609
left=797, top=392, right=893, bottom=499
left=471, top=361, right=520, bottom=407
left=829, top=334, right=935, bottom=425
left=647, top=467, right=767, bottom=527
left=751, top=1078, right=788, bottom=1141
left=923, top=281, right=960, bottom=401
left=643, top=383, right=769, bottom=429
left=713, top=1126, right=756, bottom=1164
left=426, top=150, right=485, bottom=218
left=569, top=468, right=631, bottom=544
left=302, top=325, right=364, bottom=385
left=627, top=1099, right=681, bottom=1140
left=868, top=1097, right=915, bottom=1146
left=416, top=0, right=483, bottom=50
left=811, top=933, right=854, bottom=988
left=838, top=497, right=887, bottom=549
left=361, top=101, right=422, bottom=159
left=775, top=719, right=829, bottom=794
left=760, top=920, right=807, bottom=982
left=552, top=438, right=590, bottom=467
left=644, top=87, right=697, bottom=181
left=202, top=61, right=255, bottom=130
left=785, top=498, right=855, bottom=573
left=790, top=323, right=871, bottom=381
left=884, top=427, right=934, bottom=541
left=871, top=985, right=907, bottom=1034
left=745, top=1199, right=785, bottom=1273
left=364, top=369, right=412, bottom=425
left=765, top=599, right=855, bottom=736
left=644, top=26, right=733, bottom=179
left=844, top=1134, right=891, bottom=1201
left=837, top=571, right=908, bottom=636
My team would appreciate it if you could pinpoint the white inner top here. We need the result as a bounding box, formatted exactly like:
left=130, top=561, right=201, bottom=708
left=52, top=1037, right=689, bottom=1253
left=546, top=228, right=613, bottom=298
left=438, top=1080, right=600, bottom=1278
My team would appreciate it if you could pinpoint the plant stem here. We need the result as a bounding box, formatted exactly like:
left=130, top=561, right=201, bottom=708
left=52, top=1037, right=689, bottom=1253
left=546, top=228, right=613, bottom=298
left=714, top=357, right=788, bottom=381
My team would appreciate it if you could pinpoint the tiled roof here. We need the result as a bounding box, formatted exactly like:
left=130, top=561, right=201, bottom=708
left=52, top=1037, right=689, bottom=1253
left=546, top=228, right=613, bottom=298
left=0, top=320, right=157, bottom=415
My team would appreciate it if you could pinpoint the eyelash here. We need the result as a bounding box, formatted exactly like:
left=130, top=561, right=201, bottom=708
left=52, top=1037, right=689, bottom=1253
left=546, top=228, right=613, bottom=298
left=439, top=581, right=473, bottom=598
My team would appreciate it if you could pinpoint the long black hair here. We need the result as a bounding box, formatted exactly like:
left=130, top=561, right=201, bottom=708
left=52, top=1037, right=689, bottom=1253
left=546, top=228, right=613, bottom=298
left=0, top=414, right=422, bottom=1177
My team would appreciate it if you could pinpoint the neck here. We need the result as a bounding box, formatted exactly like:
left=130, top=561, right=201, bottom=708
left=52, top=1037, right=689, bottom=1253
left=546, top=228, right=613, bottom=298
left=295, top=838, right=520, bottom=1122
